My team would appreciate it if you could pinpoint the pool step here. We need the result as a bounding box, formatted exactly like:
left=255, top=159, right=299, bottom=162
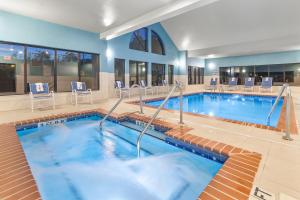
left=120, top=121, right=166, bottom=140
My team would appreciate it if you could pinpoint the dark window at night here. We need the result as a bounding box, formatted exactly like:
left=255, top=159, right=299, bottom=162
left=129, top=28, right=148, bottom=52
left=152, top=63, right=165, bottom=86
left=0, top=42, right=99, bottom=95
left=188, top=66, right=204, bottom=85
left=151, top=31, right=165, bottom=55
left=114, top=58, right=125, bottom=85
left=219, top=64, right=300, bottom=86
left=129, top=60, right=147, bottom=86
left=168, top=65, right=174, bottom=84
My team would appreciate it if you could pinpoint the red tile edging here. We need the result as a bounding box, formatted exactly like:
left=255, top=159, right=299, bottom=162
left=0, top=109, right=262, bottom=200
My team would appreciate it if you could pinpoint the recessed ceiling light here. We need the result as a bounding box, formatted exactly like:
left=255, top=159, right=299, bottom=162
left=207, top=54, right=215, bottom=58
left=103, top=17, right=113, bottom=27
left=9, top=48, right=14, bottom=51
left=181, top=38, right=190, bottom=49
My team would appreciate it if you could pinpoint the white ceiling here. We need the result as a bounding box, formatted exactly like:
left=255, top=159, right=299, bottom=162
left=0, top=0, right=178, bottom=33
left=1, top=0, right=300, bottom=58
left=161, top=0, right=300, bottom=58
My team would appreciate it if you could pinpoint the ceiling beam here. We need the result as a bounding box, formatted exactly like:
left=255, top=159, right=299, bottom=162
left=100, top=0, right=219, bottom=40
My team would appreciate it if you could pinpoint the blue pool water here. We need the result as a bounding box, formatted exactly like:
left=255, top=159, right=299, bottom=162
left=18, top=116, right=222, bottom=200
left=146, top=93, right=283, bottom=127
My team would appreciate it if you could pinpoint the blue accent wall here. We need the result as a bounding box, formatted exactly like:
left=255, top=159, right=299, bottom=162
left=0, top=10, right=108, bottom=71
left=205, top=51, right=300, bottom=75
left=0, top=10, right=185, bottom=75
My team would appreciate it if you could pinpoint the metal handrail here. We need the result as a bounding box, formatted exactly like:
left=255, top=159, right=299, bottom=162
left=283, top=86, right=292, bottom=141
left=99, top=96, right=124, bottom=128
left=267, top=83, right=293, bottom=140
left=267, top=83, right=288, bottom=123
left=100, top=84, right=145, bottom=129
left=136, top=82, right=183, bottom=157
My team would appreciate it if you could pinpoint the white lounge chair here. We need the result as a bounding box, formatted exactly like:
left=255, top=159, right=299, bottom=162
left=227, top=77, right=238, bottom=91
left=140, top=80, right=154, bottom=96
left=29, top=82, right=55, bottom=112
left=161, top=80, right=170, bottom=94
left=259, top=77, right=273, bottom=92
left=243, top=77, right=255, bottom=92
left=115, top=80, right=130, bottom=98
left=206, top=78, right=218, bottom=91
left=71, top=81, right=93, bottom=105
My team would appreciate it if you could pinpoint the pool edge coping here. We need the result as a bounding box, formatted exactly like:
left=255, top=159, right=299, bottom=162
left=0, top=108, right=262, bottom=200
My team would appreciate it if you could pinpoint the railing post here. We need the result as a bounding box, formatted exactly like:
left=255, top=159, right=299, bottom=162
left=139, top=86, right=144, bottom=114
left=179, top=84, right=184, bottom=124
left=283, top=87, right=293, bottom=141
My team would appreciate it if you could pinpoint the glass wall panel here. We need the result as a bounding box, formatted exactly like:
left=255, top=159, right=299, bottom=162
left=254, top=65, right=269, bottom=84
left=57, top=50, right=79, bottom=92
left=27, top=47, right=54, bottom=92
left=151, top=31, right=165, bottom=55
left=0, top=43, right=25, bottom=94
left=129, top=61, right=147, bottom=86
left=188, top=66, right=204, bottom=85
left=152, top=63, right=165, bottom=86
left=168, top=65, right=174, bottom=84
left=129, top=28, right=148, bottom=52
left=79, top=53, right=99, bottom=90
left=114, top=58, right=125, bottom=86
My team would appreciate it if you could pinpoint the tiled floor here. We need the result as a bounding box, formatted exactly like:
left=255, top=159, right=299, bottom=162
left=0, top=89, right=300, bottom=199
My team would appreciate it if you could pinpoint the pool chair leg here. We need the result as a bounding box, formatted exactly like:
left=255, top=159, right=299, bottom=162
left=75, top=95, right=78, bottom=106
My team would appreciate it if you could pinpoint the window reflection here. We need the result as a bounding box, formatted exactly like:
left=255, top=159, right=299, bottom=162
left=79, top=53, right=99, bottom=90
left=168, top=65, right=174, bottom=84
left=188, top=66, right=204, bottom=85
left=219, top=64, right=300, bottom=86
left=0, top=43, right=24, bottom=94
left=129, top=28, right=148, bottom=52
left=152, top=63, right=165, bottom=86
left=151, top=31, right=165, bottom=55
left=27, top=47, right=54, bottom=92
left=114, top=58, right=125, bottom=86
left=129, top=61, right=147, bottom=86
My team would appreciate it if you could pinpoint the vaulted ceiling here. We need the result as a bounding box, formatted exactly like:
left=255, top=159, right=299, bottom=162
left=1, top=0, right=300, bottom=58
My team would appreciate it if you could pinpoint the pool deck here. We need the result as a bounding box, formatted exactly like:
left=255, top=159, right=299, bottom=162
left=0, top=89, right=300, bottom=199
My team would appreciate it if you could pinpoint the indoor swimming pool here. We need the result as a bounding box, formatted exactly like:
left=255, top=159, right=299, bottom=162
left=145, top=93, right=284, bottom=127
left=17, top=115, right=222, bottom=200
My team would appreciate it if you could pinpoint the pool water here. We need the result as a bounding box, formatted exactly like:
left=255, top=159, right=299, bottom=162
left=146, top=93, right=284, bottom=127
left=18, top=116, right=222, bottom=200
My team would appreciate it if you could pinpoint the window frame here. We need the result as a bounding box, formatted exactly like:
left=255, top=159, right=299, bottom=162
left=0, top=40, right=100, bottom=95
left=151, top=31, right=165, bottom=55
left=114, top=58, right=126, bottom=87
left=151, top=63, right=165, bottom=86
left=129, top=28, right=148, bottom=52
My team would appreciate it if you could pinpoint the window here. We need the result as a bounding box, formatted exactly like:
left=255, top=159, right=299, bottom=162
left=151, top=31, right=165, bottom=55
left=188, top=66, right=204, bottom=85
left=27, top=47, right=54, bottom=92
left=168, top=65, right=174, bottom=84
left=129, top=28, right=148, bottom=52
left=79, top=53, right=99, bottom=90
left=219, top=63, right=300, bottom=86
left=152, top=63, right=165, bottom=86
left=57, top=50, right=79, bottom=92
left=114, top=58, right=125, bottom=86
left=0, top=42, right=100, bottom=95
left=0, top=43, right=25, bottom=94
left=129, top=61, right=147, bottom=86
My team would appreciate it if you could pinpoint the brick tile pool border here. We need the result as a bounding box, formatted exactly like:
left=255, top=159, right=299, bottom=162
left=0, top=108, right=261, bottom=200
